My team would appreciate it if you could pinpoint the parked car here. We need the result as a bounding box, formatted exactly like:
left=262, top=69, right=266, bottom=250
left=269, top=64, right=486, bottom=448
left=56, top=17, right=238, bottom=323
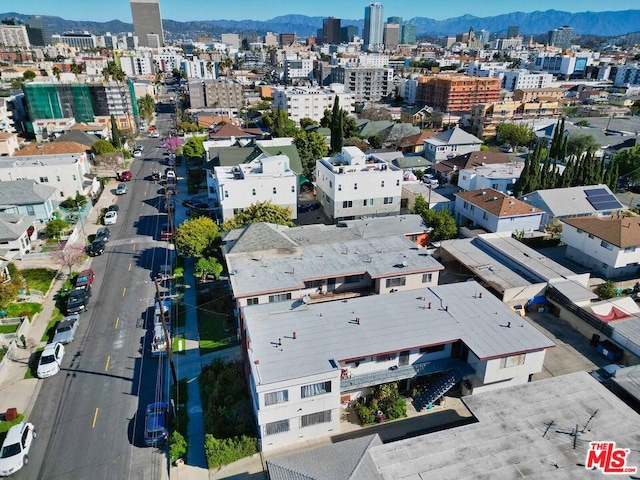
left=590, top=364, right=624, bottom=386
left=95, top=226, right=111, bottom=243
left=133, top=150, right=142, bottom=158
left=66, top=286, right=91, bottom=314
left=108, top=204, right=120, bottom=212
left=116, top=183, right=128, bottom=195
left=52, top=315, right=79, bottom=345
left=143, top=402, right=168, bottom=446
left=160, top=223, right=174, bottom=241
left=37, top=342, right=65, bottom=378
left=86, top=239, right=106, bottom=257
left=0, top=422, right=36, bottom=476
left=103, top=211, right=118, bottom=225
left=182, top=198, right=208, bottom=209
left=118, top=171, right=132, bottom=181
left=75, top=269, right=94, bottom=289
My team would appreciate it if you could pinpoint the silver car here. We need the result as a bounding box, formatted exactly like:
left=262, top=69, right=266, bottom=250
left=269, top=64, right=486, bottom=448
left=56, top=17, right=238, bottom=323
left=52, top=315, right=80, bottom=345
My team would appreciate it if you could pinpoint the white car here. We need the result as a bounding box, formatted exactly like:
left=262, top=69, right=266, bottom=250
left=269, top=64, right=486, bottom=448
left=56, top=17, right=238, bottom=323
left=133, top=150, right=142, bottom=158
left=37, top=342, right=65, bottom=378
left=0, top=422, right=36, bottom=476
left=103, top=210, right=118, bottom=225
left=116, top=183, right=128, bottom=195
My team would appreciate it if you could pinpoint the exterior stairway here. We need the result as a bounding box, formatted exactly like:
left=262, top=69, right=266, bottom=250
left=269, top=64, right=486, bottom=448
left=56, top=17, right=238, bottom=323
left=412, top=369, right=460, bottom=411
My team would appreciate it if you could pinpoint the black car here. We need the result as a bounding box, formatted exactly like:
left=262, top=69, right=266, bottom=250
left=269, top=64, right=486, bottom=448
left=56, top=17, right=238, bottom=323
left=86, top=239, right=106, bottom=257
left=95, top=226, right=111, bottom=243
left=108, top=204, right=120, bottom=212
left=182, top=198, right=208, bottom=209
left=66, top=286, right=91, bottom=314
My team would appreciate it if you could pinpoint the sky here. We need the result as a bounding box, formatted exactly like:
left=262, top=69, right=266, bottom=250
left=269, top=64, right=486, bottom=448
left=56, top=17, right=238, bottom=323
left=7, top=0, right=640, bottom=23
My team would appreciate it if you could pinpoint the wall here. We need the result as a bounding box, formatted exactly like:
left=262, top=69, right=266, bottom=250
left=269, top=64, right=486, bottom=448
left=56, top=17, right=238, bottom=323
left=469, top=349, right=546, bottom=394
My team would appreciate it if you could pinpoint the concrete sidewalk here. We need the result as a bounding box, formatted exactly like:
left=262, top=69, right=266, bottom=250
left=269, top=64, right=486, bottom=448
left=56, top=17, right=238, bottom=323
left=0, top=179, right=119, bottom=416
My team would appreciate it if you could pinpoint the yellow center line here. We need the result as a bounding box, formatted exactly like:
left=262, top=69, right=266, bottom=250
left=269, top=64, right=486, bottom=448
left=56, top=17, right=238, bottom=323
left=92, top=408, right=99, bottom=428
left=115, top=317, right=120, bottom=329
left=105, top=356, right=110, bottom=371
left=122, top=287, right=126, bottom=297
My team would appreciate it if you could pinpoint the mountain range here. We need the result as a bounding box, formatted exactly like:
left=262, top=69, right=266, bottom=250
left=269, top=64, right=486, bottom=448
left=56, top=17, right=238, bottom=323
left=2, top=9, right=639, bottom=39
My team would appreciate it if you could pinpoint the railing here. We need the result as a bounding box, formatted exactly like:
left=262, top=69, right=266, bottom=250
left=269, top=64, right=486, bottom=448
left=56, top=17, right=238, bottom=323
left=340, top=358, right=475, bottom=391
left=412, top=370, right=459, bottom=411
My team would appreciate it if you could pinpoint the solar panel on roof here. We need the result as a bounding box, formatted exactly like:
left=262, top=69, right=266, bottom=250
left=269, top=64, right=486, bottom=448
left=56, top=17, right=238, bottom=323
left=591, top=201, right=623, bottom=210
left=585, top=188, right=608, bottom=197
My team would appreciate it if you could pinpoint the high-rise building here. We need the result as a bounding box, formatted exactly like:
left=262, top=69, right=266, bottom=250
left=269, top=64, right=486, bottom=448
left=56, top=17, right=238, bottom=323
left=383, top=23, right=400, bottom=51
left=323, top=17, right=341, bottom=45
left=547, top=26, right=573, bottom=49
left=340, top=25, right=358, bottom=43
left=387, top=16, right=402, bottom=25
left=279, top=33, right=296, bottom=47
left=507, top=26, right=519, bottom=38
left=24, top=16, right=51, bottom=46
left=363, top=3, right=384, bottom=52
left=0, top=23, right=30, bottom=48
left=401, top=24, right=416, bottom=44
left=130, top=0, right=164, bottom=48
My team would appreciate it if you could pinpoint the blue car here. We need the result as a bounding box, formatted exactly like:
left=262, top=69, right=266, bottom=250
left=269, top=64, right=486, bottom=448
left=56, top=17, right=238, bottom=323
left=143, top=402, right=168, bottom=446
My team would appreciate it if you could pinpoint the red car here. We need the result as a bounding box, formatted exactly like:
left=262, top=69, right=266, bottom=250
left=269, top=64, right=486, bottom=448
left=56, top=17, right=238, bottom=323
left=118, top=171, right=132, bottom=181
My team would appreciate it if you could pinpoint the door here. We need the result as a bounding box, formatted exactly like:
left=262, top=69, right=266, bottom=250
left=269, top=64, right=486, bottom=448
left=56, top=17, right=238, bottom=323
left=399, top=350, right=410, bottom=366
left=327, top=277, right=336, bottom=292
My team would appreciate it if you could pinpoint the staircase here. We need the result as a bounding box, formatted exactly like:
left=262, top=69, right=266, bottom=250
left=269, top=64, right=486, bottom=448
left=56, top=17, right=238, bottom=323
left=412, top=369, right=460, bottom=412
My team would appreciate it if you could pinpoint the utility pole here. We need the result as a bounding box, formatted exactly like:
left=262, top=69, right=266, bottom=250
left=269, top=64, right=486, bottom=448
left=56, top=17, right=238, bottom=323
left=164, top=184, right=175, bottom=238
left=154, top=277, right=178, bottom=385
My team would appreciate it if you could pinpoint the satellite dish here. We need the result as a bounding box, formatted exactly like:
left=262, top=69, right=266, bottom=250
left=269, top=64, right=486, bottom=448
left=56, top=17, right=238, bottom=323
left=402, top=260, right=408, bottom=268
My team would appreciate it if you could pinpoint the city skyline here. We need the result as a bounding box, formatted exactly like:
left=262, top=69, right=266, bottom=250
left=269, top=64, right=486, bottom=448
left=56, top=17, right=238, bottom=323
left=5, top=0, right=640, bottom=23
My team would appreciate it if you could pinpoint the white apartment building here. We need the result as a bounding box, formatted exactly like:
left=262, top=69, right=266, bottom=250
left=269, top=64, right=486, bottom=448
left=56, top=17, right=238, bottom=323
left=244, top=280, right=554, bottom=451
left=153, top=53, right=184, bottom=73
left=332, top=66, right=393, bottom=102
left=501, top=70, right=554, bottom=91
left=221, top=33, right=240, bottom=49
left=0, top=149, right=92, bottom=200
left=119, top=53, right=155, bottom=77
left=272, top=85, right=355, bottom=125
left=315, top=147, right=403, bottom=222
left=181, top=58, right=218, bottom=79
left=283, top=58, right=315, bottom=83
left=212, top=155, right=298, bottom=222
left=357, top=54, right=389, bottom=68
left=531, top=52, right=597, bottom=77
left=457, top=162, right=525, bottom=194
left=0, top=24, right=30, bottom=48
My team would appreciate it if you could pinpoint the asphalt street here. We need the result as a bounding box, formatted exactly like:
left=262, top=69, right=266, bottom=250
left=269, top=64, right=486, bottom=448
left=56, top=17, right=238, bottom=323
left=12, top=104, right=178, bottom=480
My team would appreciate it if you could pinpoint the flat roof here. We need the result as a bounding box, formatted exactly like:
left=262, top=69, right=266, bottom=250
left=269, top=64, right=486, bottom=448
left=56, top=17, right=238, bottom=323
left=245, top=281, right=555, bottom=385
left=227, top=233, right=443, bottom=297
left=370, top=372, right=640, bottom=479
left=611, top=364, right=640, bottom=403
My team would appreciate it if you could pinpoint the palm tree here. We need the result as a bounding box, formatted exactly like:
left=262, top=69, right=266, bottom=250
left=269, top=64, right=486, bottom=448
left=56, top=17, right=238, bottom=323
left=52, top=66, right=61, bottom=81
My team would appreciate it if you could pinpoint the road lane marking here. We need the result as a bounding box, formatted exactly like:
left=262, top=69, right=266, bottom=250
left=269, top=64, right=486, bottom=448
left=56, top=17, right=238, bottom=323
left=115, top=317, right=120, bottom=329
left=105, top=356, right=110, bottom=371
left=132, top=243, right=136, bottom=251
left=122, top=287, right=126, bottom=297
left=128, top=263, right=132, bottom=271
left=92, top=408, right=99, bottom=428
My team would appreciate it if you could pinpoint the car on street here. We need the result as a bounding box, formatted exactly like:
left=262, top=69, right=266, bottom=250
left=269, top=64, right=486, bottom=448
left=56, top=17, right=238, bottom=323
left=118, top=171, right=132, bottom=181
left=150, top=132, right=160, bottom=138
left=108, top=204, right=120, bottom=212
left=116, top=183, right=128, bottom=195
left=75, top=269, right=95, bottom=289
left=103, top=211, right=118, bottom=225
left=37, top=342, right=65, bottom=378
left=66, top=286, right=91, bottom=314
left=143, top=402, right=169, bottom=446
left=0, top=422, right=36, bottom=476
left=182, top=198, right=208, bottom=209
left=160, top=223, right=174, bottom=240
left=86, top=239, right=106, bottom=257
left=52, top=315, right=79, bottom=345
left=95, top=226, right=111, bottom=243
left=133, top=150, right=142, bottom=158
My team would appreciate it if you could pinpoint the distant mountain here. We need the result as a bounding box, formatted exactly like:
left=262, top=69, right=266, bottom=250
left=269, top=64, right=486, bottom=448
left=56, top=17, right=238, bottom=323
left=1, top=9, right=638, bottom=39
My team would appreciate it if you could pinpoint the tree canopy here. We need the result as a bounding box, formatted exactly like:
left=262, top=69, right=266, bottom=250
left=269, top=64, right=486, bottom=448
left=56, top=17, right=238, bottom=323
left=294, top=129, right=328, bottom=177
left=22, top=70, right=36, bottom=81
left=182, top=136, right=206, bottom=161
left=221, top=201, right=295, bottom=231
left=262, top=107, right=297, bottom=138
left=175, top=216, right=220, bottom=258
left=495, top=122, right=535, bottom=148
left=413, top=196, right=457, bottom=241
left=320, top=107, right=356, bottom=139
left=91, top=139, right=117, bottom=156
left=137, top=94, right=155, bottom=124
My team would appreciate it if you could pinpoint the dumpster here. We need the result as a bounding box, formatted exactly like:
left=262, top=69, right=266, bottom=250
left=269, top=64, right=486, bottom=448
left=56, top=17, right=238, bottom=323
left=597, top=340, right=623, bottom=362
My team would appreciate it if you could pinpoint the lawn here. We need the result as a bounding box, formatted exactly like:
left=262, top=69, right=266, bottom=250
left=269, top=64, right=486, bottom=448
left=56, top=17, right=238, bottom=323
left=25, top=347, right=44, bottom=379
left=3, top=302, right=42, bottom=320
left=41, top=309, right=63, bottom=343
left=172, top=336, right=186, bottom=355
left=197, top=286, right=238, bottom=355
left=21, top=268, right=57, bottom=294
left=0, top=414, right=24, bottom=434
left=0, top=323, right=19, bottom=334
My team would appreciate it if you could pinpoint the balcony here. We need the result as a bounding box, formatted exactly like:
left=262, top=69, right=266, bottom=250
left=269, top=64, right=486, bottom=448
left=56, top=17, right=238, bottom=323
left=340, top=358, right=475, bottom=392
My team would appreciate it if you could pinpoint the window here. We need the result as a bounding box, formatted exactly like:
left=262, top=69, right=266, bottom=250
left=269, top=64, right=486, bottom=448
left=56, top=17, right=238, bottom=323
left=588, top=234, right=594, bottom=239
left=491, top=183, right=499, bottom=190
left=268, top=293, right=292, bottom=303
left=376, top=353, right=396, bottom=362
left=301, top=381, right=331, bottom=398
left=252, top=188, right=256, bottom=196
left=329, top=181, right=332, bottom=188
left=344, top=274, right=361, bottom=284
left=265, top=419, right=290, bottom=436
left=246, top=297, right=259, bottom=306
left=501, top=354, right=526, bottom=368
left=26, top=205, right=35, bottom=216
left=420, top=344, right=445, bottom=354
left=422, top=273, right=432, bottom=283
left=273, top=187, right=277, bottom=194
left=383, top=197, right=393, bottom=204
left=624, top=247, right=636, bottom=253
left=577, top=229, right=584, bottom=234
left=60, top=192, right=65, bottom=197
left=342, top=200, right=353, bottom=208
left=483, top=212, right=488, bottom=220
left=385, top=277, right=406, bottom=288
left=300, top=410, right=331, bottom=428
left=600, top=241, right=613, bottom=251
left=463, top=201, right=469, bottom=209
left=264, top=390, right=288, bottom=406
left=39, top=176, right=49, bottom=183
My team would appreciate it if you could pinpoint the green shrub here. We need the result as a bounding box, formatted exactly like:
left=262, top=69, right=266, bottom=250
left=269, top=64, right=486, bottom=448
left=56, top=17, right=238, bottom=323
left=354, top=403, right=375, bottom=425
left=204, top=434, right=257, bottom=469
left=169, top=431, right=188, bottom=464
left=0, top=414, right=24, bottom=433
left=595, top=280, right=618, bottom=300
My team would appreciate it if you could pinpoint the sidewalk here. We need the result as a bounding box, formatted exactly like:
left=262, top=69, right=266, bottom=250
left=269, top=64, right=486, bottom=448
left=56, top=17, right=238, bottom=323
left=0, top=180, right=118, bottom=415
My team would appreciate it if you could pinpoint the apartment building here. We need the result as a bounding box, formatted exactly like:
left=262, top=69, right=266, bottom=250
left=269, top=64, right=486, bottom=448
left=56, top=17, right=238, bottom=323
left=211, top=155, right=297, bottom=223
left=315, top=147, right=403, bottom=222
left=416, top=74, right=501, bottom=113
left=501, top=70, right=553, bottom=91
left=0, top=24, right=30, bottom=48
left=244, top=280, right=554, bottom=451
left=187, top=79, right=244, bottom=110
left=332, top=66, right=393, bottom=102
left=469, top=100, right=560, bottom=139
left=119, top=53, right=155, bottom=77
left=456, top=162, right=525, bottom=194
left=512, top=87, right=566, bottom=103
left=272, top=86, right=355, bottom=124
left=283, top=58, right=315, bottom=83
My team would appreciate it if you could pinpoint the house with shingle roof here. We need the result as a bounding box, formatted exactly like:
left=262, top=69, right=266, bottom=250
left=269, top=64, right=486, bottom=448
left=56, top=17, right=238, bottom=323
left=0, top=212, right=36, bottom=257
left=423, top=127, right=483, bottom=162
left=434, top=150, right=510, bottom=184
left=454, top=188, right=544, bottom=233
left=561, top=215, right=640, bottom=278
left=54, top=130, right=100, bottom=149
left=0, top=180, right=57, bottom=223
